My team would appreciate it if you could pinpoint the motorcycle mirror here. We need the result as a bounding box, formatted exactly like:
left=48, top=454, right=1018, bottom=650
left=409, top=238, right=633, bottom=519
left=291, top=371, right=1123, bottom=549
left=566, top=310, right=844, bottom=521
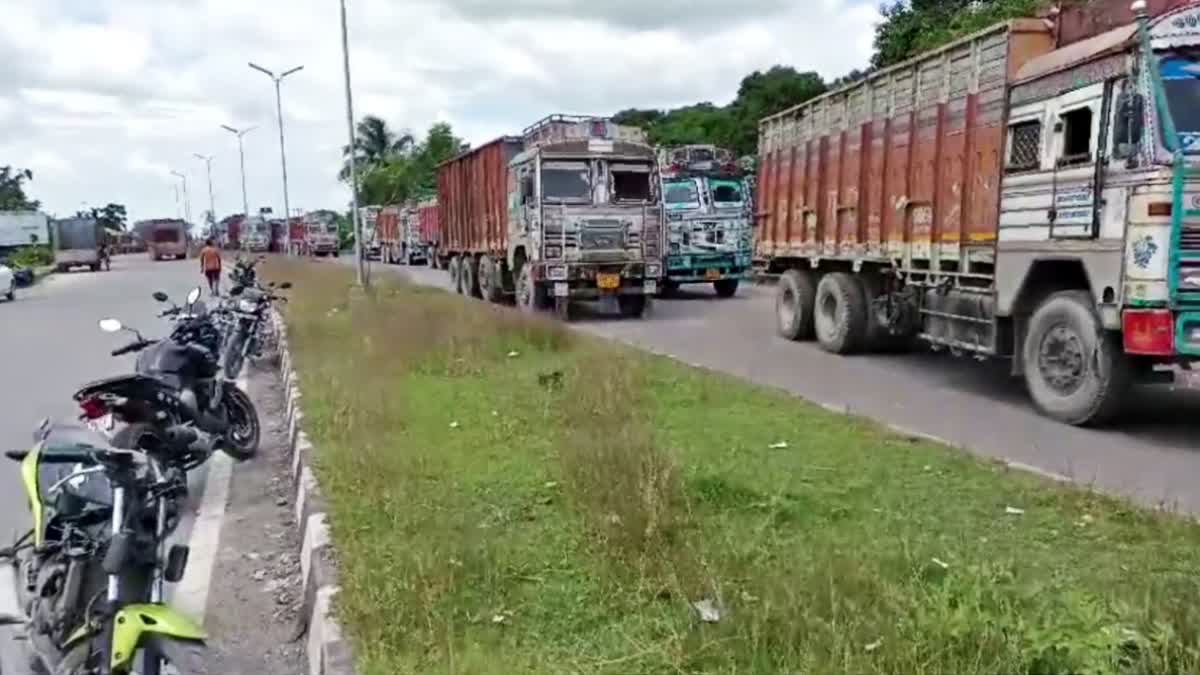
left=152, top=291, right=169, bottom=303
left=186, top=287, right=202, bottom=305
left=98, top=318, right=123, bottom=333
left=279, top=282, right=292, bottom=290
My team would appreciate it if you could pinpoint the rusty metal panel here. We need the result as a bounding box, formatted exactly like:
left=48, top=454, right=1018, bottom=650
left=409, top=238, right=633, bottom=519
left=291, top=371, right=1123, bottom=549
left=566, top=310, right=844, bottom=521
left=759, top=20, right=1055, bottom=268
left=1056, top=0, right=1188, bottom=46
left=437, top=137, right=523, bottom=254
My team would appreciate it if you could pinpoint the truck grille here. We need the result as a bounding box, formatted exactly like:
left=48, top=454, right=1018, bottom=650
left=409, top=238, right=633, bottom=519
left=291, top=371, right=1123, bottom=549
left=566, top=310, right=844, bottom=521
left=1182, top=224, right=1200, bottom=252
left=580, top=228, right=624, bottom=251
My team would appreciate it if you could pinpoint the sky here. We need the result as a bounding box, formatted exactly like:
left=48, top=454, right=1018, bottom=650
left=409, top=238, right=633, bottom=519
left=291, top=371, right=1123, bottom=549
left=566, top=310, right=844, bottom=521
left=0, top=0, right=881, bottom=225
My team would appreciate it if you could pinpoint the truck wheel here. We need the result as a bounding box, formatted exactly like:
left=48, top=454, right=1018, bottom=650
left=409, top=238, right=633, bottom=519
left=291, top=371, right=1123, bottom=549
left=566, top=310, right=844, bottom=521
left=448, top=256, right=463, bottom=294
left=1023, top=291, right=1132, bottom=426
left=461, top=256, right=480, bottom=298
left=713, top=279, right=739, bottom=298
left=658, top=280, right=679, bottom=298
left=478, top=256, right=503, bottom=303
left=814, top=272, right=867, bottom=354
left=618, top=294, right=647, bottom=318
left=516, top=265, right=545, bottom=314
left=776, top=269, right=817, bottom=341
left=857, top=274, right=914, bottom=353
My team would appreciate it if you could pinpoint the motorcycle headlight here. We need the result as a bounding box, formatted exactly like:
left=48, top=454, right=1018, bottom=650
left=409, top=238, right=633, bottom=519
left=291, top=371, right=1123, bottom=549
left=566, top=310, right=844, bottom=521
left=238, top=299, right=257, bottom=313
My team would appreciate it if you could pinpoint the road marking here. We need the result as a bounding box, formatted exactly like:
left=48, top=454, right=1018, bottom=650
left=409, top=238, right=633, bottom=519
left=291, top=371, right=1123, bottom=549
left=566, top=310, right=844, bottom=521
left=172, top=374, right=244, bottom=623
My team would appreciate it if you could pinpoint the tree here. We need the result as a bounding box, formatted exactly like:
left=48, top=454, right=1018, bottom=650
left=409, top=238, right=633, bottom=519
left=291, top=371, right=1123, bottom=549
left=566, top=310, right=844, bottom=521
left=96, top=203, right=128, bottom=231
left=339, top=115, right=416, bottom=181
left=348, top=121, right=468, bottom=206
left=0, top=166, right=40, bottom=210
left=871, top=0, right=1039, bottom=69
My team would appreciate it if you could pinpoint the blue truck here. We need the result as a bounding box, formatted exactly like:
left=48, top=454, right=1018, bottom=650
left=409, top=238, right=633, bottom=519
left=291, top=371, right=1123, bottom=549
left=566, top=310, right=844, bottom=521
left=658, top=145, right=754, bottom=297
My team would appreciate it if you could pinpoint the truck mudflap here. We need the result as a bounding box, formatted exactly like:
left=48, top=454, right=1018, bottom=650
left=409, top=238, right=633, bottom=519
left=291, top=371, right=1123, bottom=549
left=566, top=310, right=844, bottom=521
left=1177, top=311, right=1200, bottom=357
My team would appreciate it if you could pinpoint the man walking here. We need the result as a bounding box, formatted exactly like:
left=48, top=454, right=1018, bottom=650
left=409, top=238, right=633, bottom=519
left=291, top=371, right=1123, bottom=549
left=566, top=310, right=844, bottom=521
left=199, top=238, right=223, bottom=296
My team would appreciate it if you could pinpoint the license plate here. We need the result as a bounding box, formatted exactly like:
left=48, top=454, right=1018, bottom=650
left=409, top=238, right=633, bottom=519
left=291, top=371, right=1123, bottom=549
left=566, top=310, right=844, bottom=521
left=644, top=280, right=657, bottom=295
left=705, top=269, right=721, bottom=280
left=597, top=273, right=621, bottom=290
left=553, top=282, right=570, bottom=297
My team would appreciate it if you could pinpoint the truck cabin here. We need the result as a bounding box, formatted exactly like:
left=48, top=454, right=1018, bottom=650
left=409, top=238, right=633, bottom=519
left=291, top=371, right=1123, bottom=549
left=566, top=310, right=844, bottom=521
left=306, top=213, right=339, bottom=237
left=528, top=153, right=656, bottom=207
left=660, top=145, right=748, bottom=217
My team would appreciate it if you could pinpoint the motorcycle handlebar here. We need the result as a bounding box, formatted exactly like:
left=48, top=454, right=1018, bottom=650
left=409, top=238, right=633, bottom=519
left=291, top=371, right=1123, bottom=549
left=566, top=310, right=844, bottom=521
left=111, top=339, right=150, bottom=357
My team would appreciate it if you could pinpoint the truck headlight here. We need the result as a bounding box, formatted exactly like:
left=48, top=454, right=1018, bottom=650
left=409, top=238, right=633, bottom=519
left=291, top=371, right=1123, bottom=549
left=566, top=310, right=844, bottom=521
left=645, top=262, right=661, bottom=277
left=547, top=265, right=568, bottom=281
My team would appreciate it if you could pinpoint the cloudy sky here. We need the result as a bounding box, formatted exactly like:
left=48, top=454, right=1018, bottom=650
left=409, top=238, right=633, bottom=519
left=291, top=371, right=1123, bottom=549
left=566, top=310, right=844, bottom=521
left=1, top=0, right=880, bottom=224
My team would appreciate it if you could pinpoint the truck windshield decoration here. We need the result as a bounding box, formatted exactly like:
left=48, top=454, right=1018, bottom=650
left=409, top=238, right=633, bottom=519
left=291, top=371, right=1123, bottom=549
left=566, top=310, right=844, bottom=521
left=542, top=162, right=590, bottom=202
left=1160, top=55, right=1200, bottom=152
left=664, top=180, right=701, bottom=207
left=610, top=164, right=652, bottom=203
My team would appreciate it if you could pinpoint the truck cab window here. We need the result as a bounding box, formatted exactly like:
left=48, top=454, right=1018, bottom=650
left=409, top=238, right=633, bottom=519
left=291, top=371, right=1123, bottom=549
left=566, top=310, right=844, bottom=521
left=541, top=162, right=591, bottom=202
left=610, top=164, right=652, bottom=203
left=710, top=180, right=744, bottom=205
left=1006, top=120, right=1042, bottom=172
left=1058, top=107, right=1093, bottom=167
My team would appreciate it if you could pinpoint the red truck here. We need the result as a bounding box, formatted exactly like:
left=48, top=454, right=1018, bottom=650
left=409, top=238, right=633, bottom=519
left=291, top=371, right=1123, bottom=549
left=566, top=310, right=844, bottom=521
left=418, top=199, right=441, bottom=268
left=438, top=115, right=661, bottom=319
left=757, top=0, right=1200, bottom=425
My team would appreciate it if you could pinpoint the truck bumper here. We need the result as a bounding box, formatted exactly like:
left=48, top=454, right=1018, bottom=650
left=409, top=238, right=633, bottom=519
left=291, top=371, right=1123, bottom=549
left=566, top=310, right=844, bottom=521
left=536, top=262, right=657, bottom=298
left=665, top=253, right=753, bottom=283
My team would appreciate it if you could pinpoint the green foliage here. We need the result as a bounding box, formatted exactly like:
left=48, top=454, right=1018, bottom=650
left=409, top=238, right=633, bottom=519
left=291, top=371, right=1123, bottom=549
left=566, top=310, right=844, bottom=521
left=6, top=245, right=53, bottom=269
left=613, top=66, right=826, bottom=156
left=0, top=166, right=40, bottom=211
left=74, top=203, right=128, bottom=231
left=872, top=0, right=1041, bottom=69
left=349, top=121, right=468, bottom=207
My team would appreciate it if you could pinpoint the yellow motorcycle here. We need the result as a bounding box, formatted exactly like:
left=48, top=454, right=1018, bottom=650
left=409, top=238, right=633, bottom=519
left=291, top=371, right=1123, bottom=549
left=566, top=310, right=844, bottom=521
left=0, top=419, right=210, bottom=674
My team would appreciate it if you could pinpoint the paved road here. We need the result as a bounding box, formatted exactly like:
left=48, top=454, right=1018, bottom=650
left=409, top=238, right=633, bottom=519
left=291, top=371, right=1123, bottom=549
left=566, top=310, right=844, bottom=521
left=0, top=255, right=212, bottom=539
left=355, top=258, right=1200, bottom=513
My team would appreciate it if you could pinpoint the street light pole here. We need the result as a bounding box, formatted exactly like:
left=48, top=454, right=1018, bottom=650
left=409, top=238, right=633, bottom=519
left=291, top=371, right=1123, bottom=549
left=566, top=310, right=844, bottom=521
left=193, top=153, right=216, bottom=237
left=220, top=124, right=256, bottom=221
left=170, top=170, right=191, bottom=225
left=248, top=62, right=304, bottom=256
left=339, top=0, right=366, bottom=286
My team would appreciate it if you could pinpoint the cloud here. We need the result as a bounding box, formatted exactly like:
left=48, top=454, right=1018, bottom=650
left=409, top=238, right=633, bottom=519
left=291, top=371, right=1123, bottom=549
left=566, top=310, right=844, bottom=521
left=0, top=0, right=880, bottom=222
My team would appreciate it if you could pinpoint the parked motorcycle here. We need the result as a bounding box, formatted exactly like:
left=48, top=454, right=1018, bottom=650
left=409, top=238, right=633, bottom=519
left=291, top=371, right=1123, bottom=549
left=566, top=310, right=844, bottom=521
left=217, top=281, right=290, bottom=379
left=228, top=255, right=264, bottom=290
left=0, top=419, right=209, bottom=674
left=73, top=287, right=260, bottom=462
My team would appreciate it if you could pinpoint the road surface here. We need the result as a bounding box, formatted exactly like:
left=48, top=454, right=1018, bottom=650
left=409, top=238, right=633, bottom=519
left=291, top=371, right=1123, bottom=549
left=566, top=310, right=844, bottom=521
left=360, top=258, right=1200, bottom=513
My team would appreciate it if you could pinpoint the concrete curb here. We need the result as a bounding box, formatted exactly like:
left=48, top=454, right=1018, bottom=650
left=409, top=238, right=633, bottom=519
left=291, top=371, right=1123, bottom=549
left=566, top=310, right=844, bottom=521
left=270, top=310, right=358, bottom=675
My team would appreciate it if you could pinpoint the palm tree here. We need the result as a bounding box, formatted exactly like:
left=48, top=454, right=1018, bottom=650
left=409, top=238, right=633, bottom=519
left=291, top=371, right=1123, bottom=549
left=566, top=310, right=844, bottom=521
left=339, top=115, right=415, bottom=181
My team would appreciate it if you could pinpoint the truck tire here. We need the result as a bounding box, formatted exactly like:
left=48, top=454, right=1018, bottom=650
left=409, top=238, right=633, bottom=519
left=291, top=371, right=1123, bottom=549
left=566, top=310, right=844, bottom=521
left=461, top=255, right=480, bottom=299
left=713, top=279, right=739, bottom=298
left=478, top=255, right=503, bottom=303
left=448, top=256, right=463, bottom=294
left=814, top=272, right=867, bottom=354
left=618, top=294, right=647, bottom=318
left=516, top=265, right=546, bottom=314
left=776, top=269, right=817, bottom=341
left=1022, top=290, right=1132, bottom=426
left=857, top=274, right=915, bottom=353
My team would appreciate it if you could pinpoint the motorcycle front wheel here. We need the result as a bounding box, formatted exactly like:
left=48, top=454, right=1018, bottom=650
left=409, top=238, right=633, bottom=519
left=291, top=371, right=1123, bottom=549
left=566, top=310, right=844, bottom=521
left=222, top=386, right=260, bottom=460
left=54, top=635, right=211, bottom=675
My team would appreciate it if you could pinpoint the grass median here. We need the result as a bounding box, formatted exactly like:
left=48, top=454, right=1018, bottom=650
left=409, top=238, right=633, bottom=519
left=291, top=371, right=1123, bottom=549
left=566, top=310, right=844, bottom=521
left=267, top=258, right=1200, bottom=675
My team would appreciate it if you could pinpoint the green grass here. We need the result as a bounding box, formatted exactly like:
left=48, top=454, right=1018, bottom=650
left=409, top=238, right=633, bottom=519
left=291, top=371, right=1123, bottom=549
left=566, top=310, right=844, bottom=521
left=268, top=259, right=1200, bottom=675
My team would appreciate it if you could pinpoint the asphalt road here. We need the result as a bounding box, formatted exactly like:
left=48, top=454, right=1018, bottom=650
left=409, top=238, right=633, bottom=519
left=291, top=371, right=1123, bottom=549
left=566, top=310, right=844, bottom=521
left=0, top=255, right=211, bottom=542
left=355, top=258, right=1200, bottom=514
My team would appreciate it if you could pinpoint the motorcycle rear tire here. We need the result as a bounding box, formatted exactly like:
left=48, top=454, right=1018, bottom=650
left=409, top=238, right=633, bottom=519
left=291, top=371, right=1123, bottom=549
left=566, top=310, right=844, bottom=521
left=222, top=386, right=260, bottom=460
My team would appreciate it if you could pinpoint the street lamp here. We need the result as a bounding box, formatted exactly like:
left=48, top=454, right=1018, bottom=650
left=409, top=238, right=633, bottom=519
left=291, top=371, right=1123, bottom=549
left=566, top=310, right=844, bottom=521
left=170, top=170, right=192, bottom=225
left=339, top=0, right=366, bottom=286
left=193, top=153, right=216, bottom=237
left=248, top=61, right=303, bottom=255
left=220, top=124, right=256, bottom=220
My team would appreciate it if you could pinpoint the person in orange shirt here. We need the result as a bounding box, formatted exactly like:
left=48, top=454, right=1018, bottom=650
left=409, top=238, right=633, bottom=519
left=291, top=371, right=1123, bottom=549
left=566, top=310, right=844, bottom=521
left=199, top=239, right=223, bottom=296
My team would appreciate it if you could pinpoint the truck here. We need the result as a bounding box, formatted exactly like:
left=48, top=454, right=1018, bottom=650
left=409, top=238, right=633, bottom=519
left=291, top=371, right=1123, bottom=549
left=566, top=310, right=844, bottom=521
left=242, top=216, right=271, bottom=253
left=417, top=199, right=441, bottom=268
left=0, top=211, right=49, bottom=251
left=52, top=217, right=107, bottom=271
left=658, top=145, right=755, bottom=297
left=359, top=206, right=382, bottom=260
left=137, top=219, right=188, bottom=260
left=376, top=204, right=426, bottom=264
left=291, top=210, right=340, bottom=256
left=756, top=0, right=1200, bottom=426
left=438, top=115, right=662, bottom=319
left=217, top=214, right=243, bottom=250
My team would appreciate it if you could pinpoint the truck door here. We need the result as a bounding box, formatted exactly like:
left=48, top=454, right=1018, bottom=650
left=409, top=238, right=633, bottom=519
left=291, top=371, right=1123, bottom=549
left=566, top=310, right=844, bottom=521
left=1048, top=81, right=1108, bottom=239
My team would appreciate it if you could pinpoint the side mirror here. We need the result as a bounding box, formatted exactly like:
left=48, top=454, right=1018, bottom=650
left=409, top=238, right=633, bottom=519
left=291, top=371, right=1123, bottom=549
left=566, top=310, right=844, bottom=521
left=99, top=318, right=123, bottom=333
left=186, top=287, right=202, bottom=305
left=279, top=282, right=292, bottom=290
left=152, top=291, right=169, bottom=303
left=1114, top=91, right=1145, bottom=151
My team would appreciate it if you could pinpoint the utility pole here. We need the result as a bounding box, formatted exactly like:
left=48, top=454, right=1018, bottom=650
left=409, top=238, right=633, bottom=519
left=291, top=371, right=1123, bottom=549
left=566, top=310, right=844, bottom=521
left=194, top=153, right=216, bottom=237
left=249, top=61, right=304, bottom=255
left=340, top=0, right=366, bottom=286
left=220, top=124, right=256, bottom=219
left=170, top=170, right=191, bottom=225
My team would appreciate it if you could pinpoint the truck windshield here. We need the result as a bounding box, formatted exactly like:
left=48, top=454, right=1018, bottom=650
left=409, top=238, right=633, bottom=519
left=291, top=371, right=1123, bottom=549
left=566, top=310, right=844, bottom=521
left=664, top=179, right=700, bottom=207
left=1160, top=55, right=1200, bottom=152
left=542, top=161, right=591, bottom=202
left=610, top=162, right=653, bottom=203
left=709, top=179, right=745, bottom=206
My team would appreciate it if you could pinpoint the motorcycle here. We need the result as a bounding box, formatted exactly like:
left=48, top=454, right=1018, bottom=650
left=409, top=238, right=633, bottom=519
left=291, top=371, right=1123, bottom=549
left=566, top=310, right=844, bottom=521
left=228, top=255, right=264, bottom=289
left=73, top=287, right=260, bottom=462
left=0, top=419, right=209, bottom=674
left=216, top=281, right=290, bottom=379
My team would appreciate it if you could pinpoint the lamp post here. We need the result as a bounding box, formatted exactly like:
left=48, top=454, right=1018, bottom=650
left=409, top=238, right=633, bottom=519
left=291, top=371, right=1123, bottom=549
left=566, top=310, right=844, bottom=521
left=339, top=0, right=365, bottom=286
left=170, top=170, right=191, bottom=225
left=220, top=124, right=256, bottom=220
left=248, top=62, right=303, bottom=255
left=193, top=153, right=216, bottom=237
